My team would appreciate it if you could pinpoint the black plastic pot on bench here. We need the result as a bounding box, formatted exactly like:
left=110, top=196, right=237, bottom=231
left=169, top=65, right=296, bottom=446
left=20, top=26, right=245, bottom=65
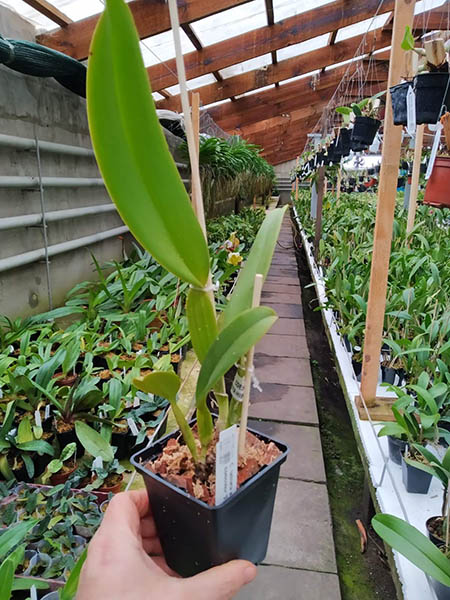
left=401, top=452, right=432, bottom=494
left=431, top=578, right=450, bottom=600
left=414, top=72, right=450, bottom=125
left=131, top=421, right=289, bottom=577
left=390, top=81, right=411, bottom=126
left=350, top=116, right=381, bottom=150
left=387, top=435, right=407, bottom=466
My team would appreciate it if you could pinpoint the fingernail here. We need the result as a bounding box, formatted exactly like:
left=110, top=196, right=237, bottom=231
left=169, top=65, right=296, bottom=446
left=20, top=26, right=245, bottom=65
left=244, top=565, right=257, bottom=584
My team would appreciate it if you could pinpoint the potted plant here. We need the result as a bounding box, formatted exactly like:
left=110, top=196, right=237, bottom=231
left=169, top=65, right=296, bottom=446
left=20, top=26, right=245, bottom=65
left=87, top=0, right=289, bottom=577
left=424, top=111, right=450, bottom=208
left=41, top=442, right=78, bottom=485
left=372, top=514, right=450, bottom=600
left=336, top=91, right=385, bottom=151
left=401, top=27, right=450, bottom=124
left=390, top=80, right=412, bottom=126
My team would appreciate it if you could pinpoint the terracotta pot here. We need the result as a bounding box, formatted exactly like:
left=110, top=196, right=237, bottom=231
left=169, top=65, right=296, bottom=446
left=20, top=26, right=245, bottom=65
left=424, top=156, right=450, bottom=208
left=50, top=463, right=77, bottom=485
left=98, top=474, right=124, bottom=495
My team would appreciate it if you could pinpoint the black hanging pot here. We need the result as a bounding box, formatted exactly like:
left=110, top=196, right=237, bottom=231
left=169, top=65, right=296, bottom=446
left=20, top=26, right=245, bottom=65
left=131, top=421, right=289, bottom=577
left=390, top=81, right=411, bottom=126
left=316, top=151, right=325, bottom=166
left=351, top=116, right=381, bottom=149
left=414, top=72, right=450, bottom=125
left=335, top=128, right=351, bottom=157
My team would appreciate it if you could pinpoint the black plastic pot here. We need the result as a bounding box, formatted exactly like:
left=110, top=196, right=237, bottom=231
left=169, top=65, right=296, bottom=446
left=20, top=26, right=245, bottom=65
left=397, top=177, right=406, bottom=188
left=111, top=430, right=130, bottom=461
left=390, top=81, right=411, bottom=126
left=335, top=128, right=351, bottom=157
left=351, top=116, right=381, bottom=149
left=414, top=72, right=450, bottom=125
left=387, top=435, right=407, bottom=466
left=56, top=426, right=85, bottom=458
left=401, top=453, right=432, bottom=494
left=431, top=577, right=450, bottom=600
left=427, top=516, right=445, bottom=548
left=131, top=422, right=289, bottom=577
left=420, top=162, right=427, bottom=174
left=381, top=366, right=405, bottom=386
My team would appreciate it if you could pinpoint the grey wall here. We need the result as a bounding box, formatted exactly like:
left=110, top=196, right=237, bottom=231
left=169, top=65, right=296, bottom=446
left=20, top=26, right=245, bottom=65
left=274, top=159, right=297, bottom=178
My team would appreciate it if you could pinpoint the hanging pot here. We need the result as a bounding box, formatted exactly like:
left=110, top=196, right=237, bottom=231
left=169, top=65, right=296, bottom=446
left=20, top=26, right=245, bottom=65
left=335, top=128, right=351, bottom=157
left=414, top=72, right=450, bottom=125
left=351, top=116, right=381, bottom=149
left=426, top=516, right=446, bottom=548
left=424, top=156, right=450, bottom=208
left=131, top=421, right=289, bottom=577
left=390, top=81, right=411, bottom=126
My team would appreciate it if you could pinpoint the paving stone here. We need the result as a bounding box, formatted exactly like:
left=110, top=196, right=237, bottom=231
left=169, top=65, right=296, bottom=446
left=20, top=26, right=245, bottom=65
left=249, top=420, right=326, bottom=482
left=262, top=291, right=301, bottom=305
left=256, top=334, right=309, bottom=358
left=269, top=317, right=306, bottom=336
left=265, top=275, right=300, bottom=286
left=255, top=355, right=313, bottom=387
left=263, top=283, right=301, bottom=294
left=249, top=383, right=318, bottom=425
left=263, top=302, right=303, bottom=318
left=264, top=478, right=337, bottom=573
left=236, top=565, right=341, bottom=600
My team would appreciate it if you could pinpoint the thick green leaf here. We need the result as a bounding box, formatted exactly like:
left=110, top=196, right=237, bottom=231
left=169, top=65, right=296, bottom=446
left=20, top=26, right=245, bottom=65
left=11, top=578, right=49, bottom=591
left=401, top=25, right=416, bottom=51
left=60, top=547, right=87, bottom=600
left=0, top=520, right=36, bottom=560
left=221, top=208, right=287, bottom=328
left=372, top=514, right=450, bottom=587
left=16, top=440, right=54, bottom=456
left=75, top=421, right=114, bottom=462
left=0, top=558, right=14, bottom=600
left=17, top=417, right=33, bottom=444
left=87, top=0, right=209, bottom=288
left=186, top=288, right=218, bottom=363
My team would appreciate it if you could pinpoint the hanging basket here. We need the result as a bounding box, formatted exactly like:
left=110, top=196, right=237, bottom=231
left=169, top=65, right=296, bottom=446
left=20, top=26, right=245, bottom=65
left=423, top=156, right=450, bottom=208
left=414, top=72, right=450, bottom=125
left=350, top=116, right=381, bottom=150
left=390, top=81, right=411, bottom=126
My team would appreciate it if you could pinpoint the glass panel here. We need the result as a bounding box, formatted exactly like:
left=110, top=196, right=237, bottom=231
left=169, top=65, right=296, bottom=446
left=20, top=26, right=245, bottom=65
left=140, top=30, right=195, bottom=68
left=191, top=0, right=267, bottom=46
left=152, top=92, right=165, bottom=102
left=166, top=73, right=217, bottom=96
left=273, top=0, right=336, bottom=22
left=277, top=34, right=329, bottom=61
left=219, top=54, right=272, bottom=79
left=334, top=13, right=391, bottom=43
left=279, top=70, right=321, bottom=85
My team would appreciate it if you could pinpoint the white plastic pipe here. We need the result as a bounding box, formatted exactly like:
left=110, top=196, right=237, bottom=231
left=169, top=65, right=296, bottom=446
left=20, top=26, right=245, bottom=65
left=0, top=204, right=117, bottom=231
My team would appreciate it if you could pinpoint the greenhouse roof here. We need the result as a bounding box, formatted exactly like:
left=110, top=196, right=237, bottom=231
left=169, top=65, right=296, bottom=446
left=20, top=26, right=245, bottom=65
left=1, top=0, right=448, bottom=164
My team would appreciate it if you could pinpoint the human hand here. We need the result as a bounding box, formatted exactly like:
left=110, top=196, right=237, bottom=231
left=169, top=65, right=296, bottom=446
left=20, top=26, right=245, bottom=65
left=77, top=489, right=257, bottom=600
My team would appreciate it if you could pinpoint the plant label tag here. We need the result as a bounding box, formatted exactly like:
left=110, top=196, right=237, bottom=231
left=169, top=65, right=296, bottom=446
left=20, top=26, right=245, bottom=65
left=133, top=396, right=140, bottom=408
left=231, top=371, right=245, bottom=402
left=0, top=387, right=3, bottom=399
left=406, top=86, right=416, bottom=136
left=126, top=400, right=132, bottom=408
left=369, top=133, right=381, bottom=153
left=93, top=456, right=103, bottom=470
left=8, top=345, right=13, bottom=354
left=215, top=425, right=238, bottom=506
left=30, top=586, right=37, bottom=600
left=127, top=418, right=139, bottom=437
left=34, top=410, right=42, bottom=429
left=426, top=123, right=442, bottom=180
left=44, top=404, right=50, bottom=419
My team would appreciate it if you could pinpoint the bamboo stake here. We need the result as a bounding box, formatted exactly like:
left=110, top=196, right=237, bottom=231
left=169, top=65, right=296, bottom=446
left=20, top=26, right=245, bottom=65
left=314, top=165, right=325, bottom=261
left=406, top=124, right=425, bottom=235
left=238, top=274, right=264, bottom=455
left=192, top=92, right=200, bottom=159
left=360, top=0, right=417, bottom=407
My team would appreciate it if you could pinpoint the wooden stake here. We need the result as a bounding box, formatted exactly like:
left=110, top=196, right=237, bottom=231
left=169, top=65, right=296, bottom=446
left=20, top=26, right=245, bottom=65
left=336, top=165, right=342, bottom=203
left=295, top=156, right=299, bottom=203
left=406, top=124, right=425, bottom=235
left=360, top=0, right=417, bottom=407
left=192, top=92, right=200, bottom=159
left=314, top=165, right=325, bottom=261
left=238, top=274, right=264, bottom=455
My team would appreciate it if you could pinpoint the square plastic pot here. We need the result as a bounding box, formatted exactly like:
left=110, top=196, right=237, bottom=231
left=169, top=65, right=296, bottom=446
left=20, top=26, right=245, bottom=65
left=387, top=436, right=407, bottom=466
left=390, top=81, right=411, bottom=126
left=131, top=423, right=289, bottom=577
left=350, top=116, right=381, bottom=149
left=414, top=72, right=450, bottom=125
left=401, top=453, right=432, bottom=494
left=432, top=577, right=450, bottom=600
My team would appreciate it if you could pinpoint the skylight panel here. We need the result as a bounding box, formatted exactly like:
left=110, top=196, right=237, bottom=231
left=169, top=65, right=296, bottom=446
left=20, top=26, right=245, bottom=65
left=415, top=0, right=447, bottom=15
left=334, top=13, right=391, bottom=43
left=277, top=34, right=329, bottom=62
left=203, top=98, right=232, bottom=109
left=219, top=54, right=272, bottom=79
left=0, top=0, right=55, bottom=31
left=279, top=70, right=321, bottom=85
left=140, top=30, right=195, bottom=68
left=273, top=0, right=336, bottom=22
left=152, top=92, right=165, bottom=102
left=191, top=0, right=267, bottom=46
left=235, top=84, right=275, bottom=99
left=50, top=0, right=105, bottom=21
left=166, top=74, right=217, bottom=96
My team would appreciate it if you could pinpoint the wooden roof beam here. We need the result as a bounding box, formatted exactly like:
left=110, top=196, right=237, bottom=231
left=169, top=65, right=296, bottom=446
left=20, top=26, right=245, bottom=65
left=36, top=0, right=254, bottom=60
left=23, top=0, right=72, bottom=27
left=157, top=29, right=392, bottom=112
left=147, top=0, right=395, bottom=92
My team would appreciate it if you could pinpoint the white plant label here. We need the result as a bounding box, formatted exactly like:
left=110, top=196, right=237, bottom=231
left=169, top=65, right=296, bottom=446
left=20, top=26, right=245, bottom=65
left=44, top=404, right=50, bottom=419
left=426, top=123, right=442, bottom=180
left=369, top=133, right=381, bottom=153
left=8, top=345, right=13, bottom=354
left=231, top=371, right=245, bottom=402
left=133, top=396, right=141, bottom=408
left=0, top=387, right=3, bottom=400
left=30, top=586, right=37, bottom=600
left=127, top=417, right=139, bottom=437
left=406, top=86, right=416, bottom=136
left=34, top=410, right=42, bottom=429
left=125, top=400, right=132, bottom=408
left=92, top=456, right=103, bottom=470
left=215, top=425, right=238, bottom=506
left=251, top=372, right=263, bottom=392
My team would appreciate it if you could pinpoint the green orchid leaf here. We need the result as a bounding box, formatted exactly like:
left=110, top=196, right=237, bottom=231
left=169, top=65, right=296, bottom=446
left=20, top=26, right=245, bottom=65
left=16, top=440, right=54, bottom=456
left=60, top=547, right=87, bottom=600
left=17, top=417, right=33, bottom=444
left=75, top=421, right=114, bottom=462
left=401, top=25, right=416, bottom=51
left=221, top=208, right=287, bottom=328
left=186, top=288, right=218, bottom=363
left=0, top=520, right=36, bottom=560
left=0, top=558, right=14, bottom=600
left=87, top=0, right=209, bottom=288
left=372, top=514, right=450, bottom=587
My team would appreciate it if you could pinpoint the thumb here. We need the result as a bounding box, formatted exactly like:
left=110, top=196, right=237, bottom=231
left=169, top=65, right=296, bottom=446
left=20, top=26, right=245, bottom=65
left=180, top=560, right=257, bottom=600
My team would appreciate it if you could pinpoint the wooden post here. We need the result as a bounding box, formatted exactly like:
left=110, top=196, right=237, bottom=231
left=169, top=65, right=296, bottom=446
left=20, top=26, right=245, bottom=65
left=360, top=0, right=417, bottom=407
left=295, top=156, right=299, bottom=203
left=314, top=165, right=325, bottom=261
left=239, top=274, right=264, bottom=455
left=406, top=124, right=425, bottom=234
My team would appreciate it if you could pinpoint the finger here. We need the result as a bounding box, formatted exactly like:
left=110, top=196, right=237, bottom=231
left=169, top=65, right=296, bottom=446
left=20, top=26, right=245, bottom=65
left=142, top=536, right=163, bottom=556
left=179, top=560, right=257, bottom=600
left=140, top=514, right=158, bottom=540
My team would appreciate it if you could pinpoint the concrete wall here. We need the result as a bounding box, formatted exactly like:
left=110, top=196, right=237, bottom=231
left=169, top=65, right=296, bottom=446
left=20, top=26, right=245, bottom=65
left=0, top=5, right=189, bottom=320
left=274, top=159, right=297, bottom=179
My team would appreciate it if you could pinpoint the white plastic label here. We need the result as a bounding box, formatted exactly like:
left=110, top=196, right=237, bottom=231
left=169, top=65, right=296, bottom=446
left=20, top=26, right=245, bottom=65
left=127, top=418, right=139, bottom=437
left=231, top=371, right=245, bottom=402
left=0, top=387, right=3, bottom=400
left=8, top=345, right=13, bottom=355
left=30, top=586, right=37, bottom=600
left=369, top=133, right=381, bottom=153
left=125, top=400, right=132, bottom=408
left=92, top=456, right=103, bottom=470
left=34, top=410, right=42, bottom=429
left=215, top=425, right=238, bottom=506
left=426, top=123, right=443, bottom=180
left=133, top=396, right=140, bottom=408
left=251, top=372, right=263, bottom=392
left=44, top=404, right=50, bottom=419
left=406, top=86, right=416, bottom=136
